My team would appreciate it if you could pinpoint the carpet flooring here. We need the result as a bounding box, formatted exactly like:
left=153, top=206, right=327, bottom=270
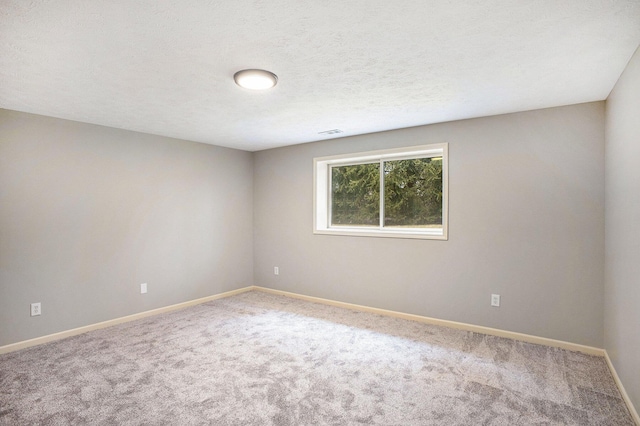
left=0, top=290, right=634, bottom=425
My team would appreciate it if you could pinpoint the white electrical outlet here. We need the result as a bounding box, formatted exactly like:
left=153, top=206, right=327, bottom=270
left=30, top=302, right=41, bottom=316
left=274, top=266, right=279, bottom=275
left=491, top=294, right=501, bottom=307
left=140, top=283, right=148, bottom=294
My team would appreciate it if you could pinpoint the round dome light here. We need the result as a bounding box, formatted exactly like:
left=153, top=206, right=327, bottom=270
left=233, top=69, right=278, bottom=90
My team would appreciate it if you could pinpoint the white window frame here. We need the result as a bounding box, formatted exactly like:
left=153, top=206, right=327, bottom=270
left=313, top=143, right=448, bottom=240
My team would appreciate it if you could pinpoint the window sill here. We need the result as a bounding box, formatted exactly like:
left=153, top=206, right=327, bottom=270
left=313, top=227, right=447, bottom=240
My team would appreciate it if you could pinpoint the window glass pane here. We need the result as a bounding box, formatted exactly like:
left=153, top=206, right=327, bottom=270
left=383, top=157, right=442, bottom=228
left=331, top=163, right=380, bottom=226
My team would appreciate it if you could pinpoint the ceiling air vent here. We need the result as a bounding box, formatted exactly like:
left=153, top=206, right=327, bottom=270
left=318, top=129, right=343, bottom=135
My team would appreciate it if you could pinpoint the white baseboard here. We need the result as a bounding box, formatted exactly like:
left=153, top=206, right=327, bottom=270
left=2, top=284, right=605, bottom=358
left=253, top=286, right=605, bottom=356
left=0, top=286, right=253, bottom=355
left=604, top=351, right=640, bottom=425
left=2, top=285, right=603, bottom=357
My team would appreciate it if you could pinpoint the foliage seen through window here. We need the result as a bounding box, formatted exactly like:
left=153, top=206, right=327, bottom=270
left=330, top=157, right=442, bottom=228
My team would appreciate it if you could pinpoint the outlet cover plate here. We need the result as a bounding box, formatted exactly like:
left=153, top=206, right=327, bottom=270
left=491, top=294, right=500, bottom=307
left=141, top=283, right=148, bottom=294
left=30, top=302, right=41, bottom=316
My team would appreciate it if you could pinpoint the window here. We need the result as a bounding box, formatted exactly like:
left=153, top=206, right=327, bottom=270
left=314, top=143, right=448, bottom=240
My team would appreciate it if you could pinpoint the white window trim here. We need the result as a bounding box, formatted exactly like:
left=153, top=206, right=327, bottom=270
left=313, top=143, right=448, bottom=240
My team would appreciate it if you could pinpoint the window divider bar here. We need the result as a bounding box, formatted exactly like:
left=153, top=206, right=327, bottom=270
left=327, top=165, right=332, bottom=228
left=379, top=159, right=385, bottom=229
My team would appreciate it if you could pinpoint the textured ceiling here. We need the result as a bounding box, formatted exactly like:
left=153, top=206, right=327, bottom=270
left=1, top=1, right=640, bottom=151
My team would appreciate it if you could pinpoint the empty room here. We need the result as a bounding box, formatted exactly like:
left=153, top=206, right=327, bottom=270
left=1, top=1, right=639, bottom=425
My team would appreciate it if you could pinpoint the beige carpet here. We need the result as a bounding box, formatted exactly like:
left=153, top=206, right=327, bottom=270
left=0, top=290, right=634, bottom=425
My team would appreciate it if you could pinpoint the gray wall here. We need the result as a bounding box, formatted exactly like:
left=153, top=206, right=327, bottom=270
left=254, top=102, right=605, bottom=347
left=605, top=46, right=640, bottom=411
left=0, top=109, right=254, bottom=347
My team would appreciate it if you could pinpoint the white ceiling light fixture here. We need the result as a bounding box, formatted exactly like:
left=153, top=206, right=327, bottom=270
left=233, top=69, right=278, bottom=90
